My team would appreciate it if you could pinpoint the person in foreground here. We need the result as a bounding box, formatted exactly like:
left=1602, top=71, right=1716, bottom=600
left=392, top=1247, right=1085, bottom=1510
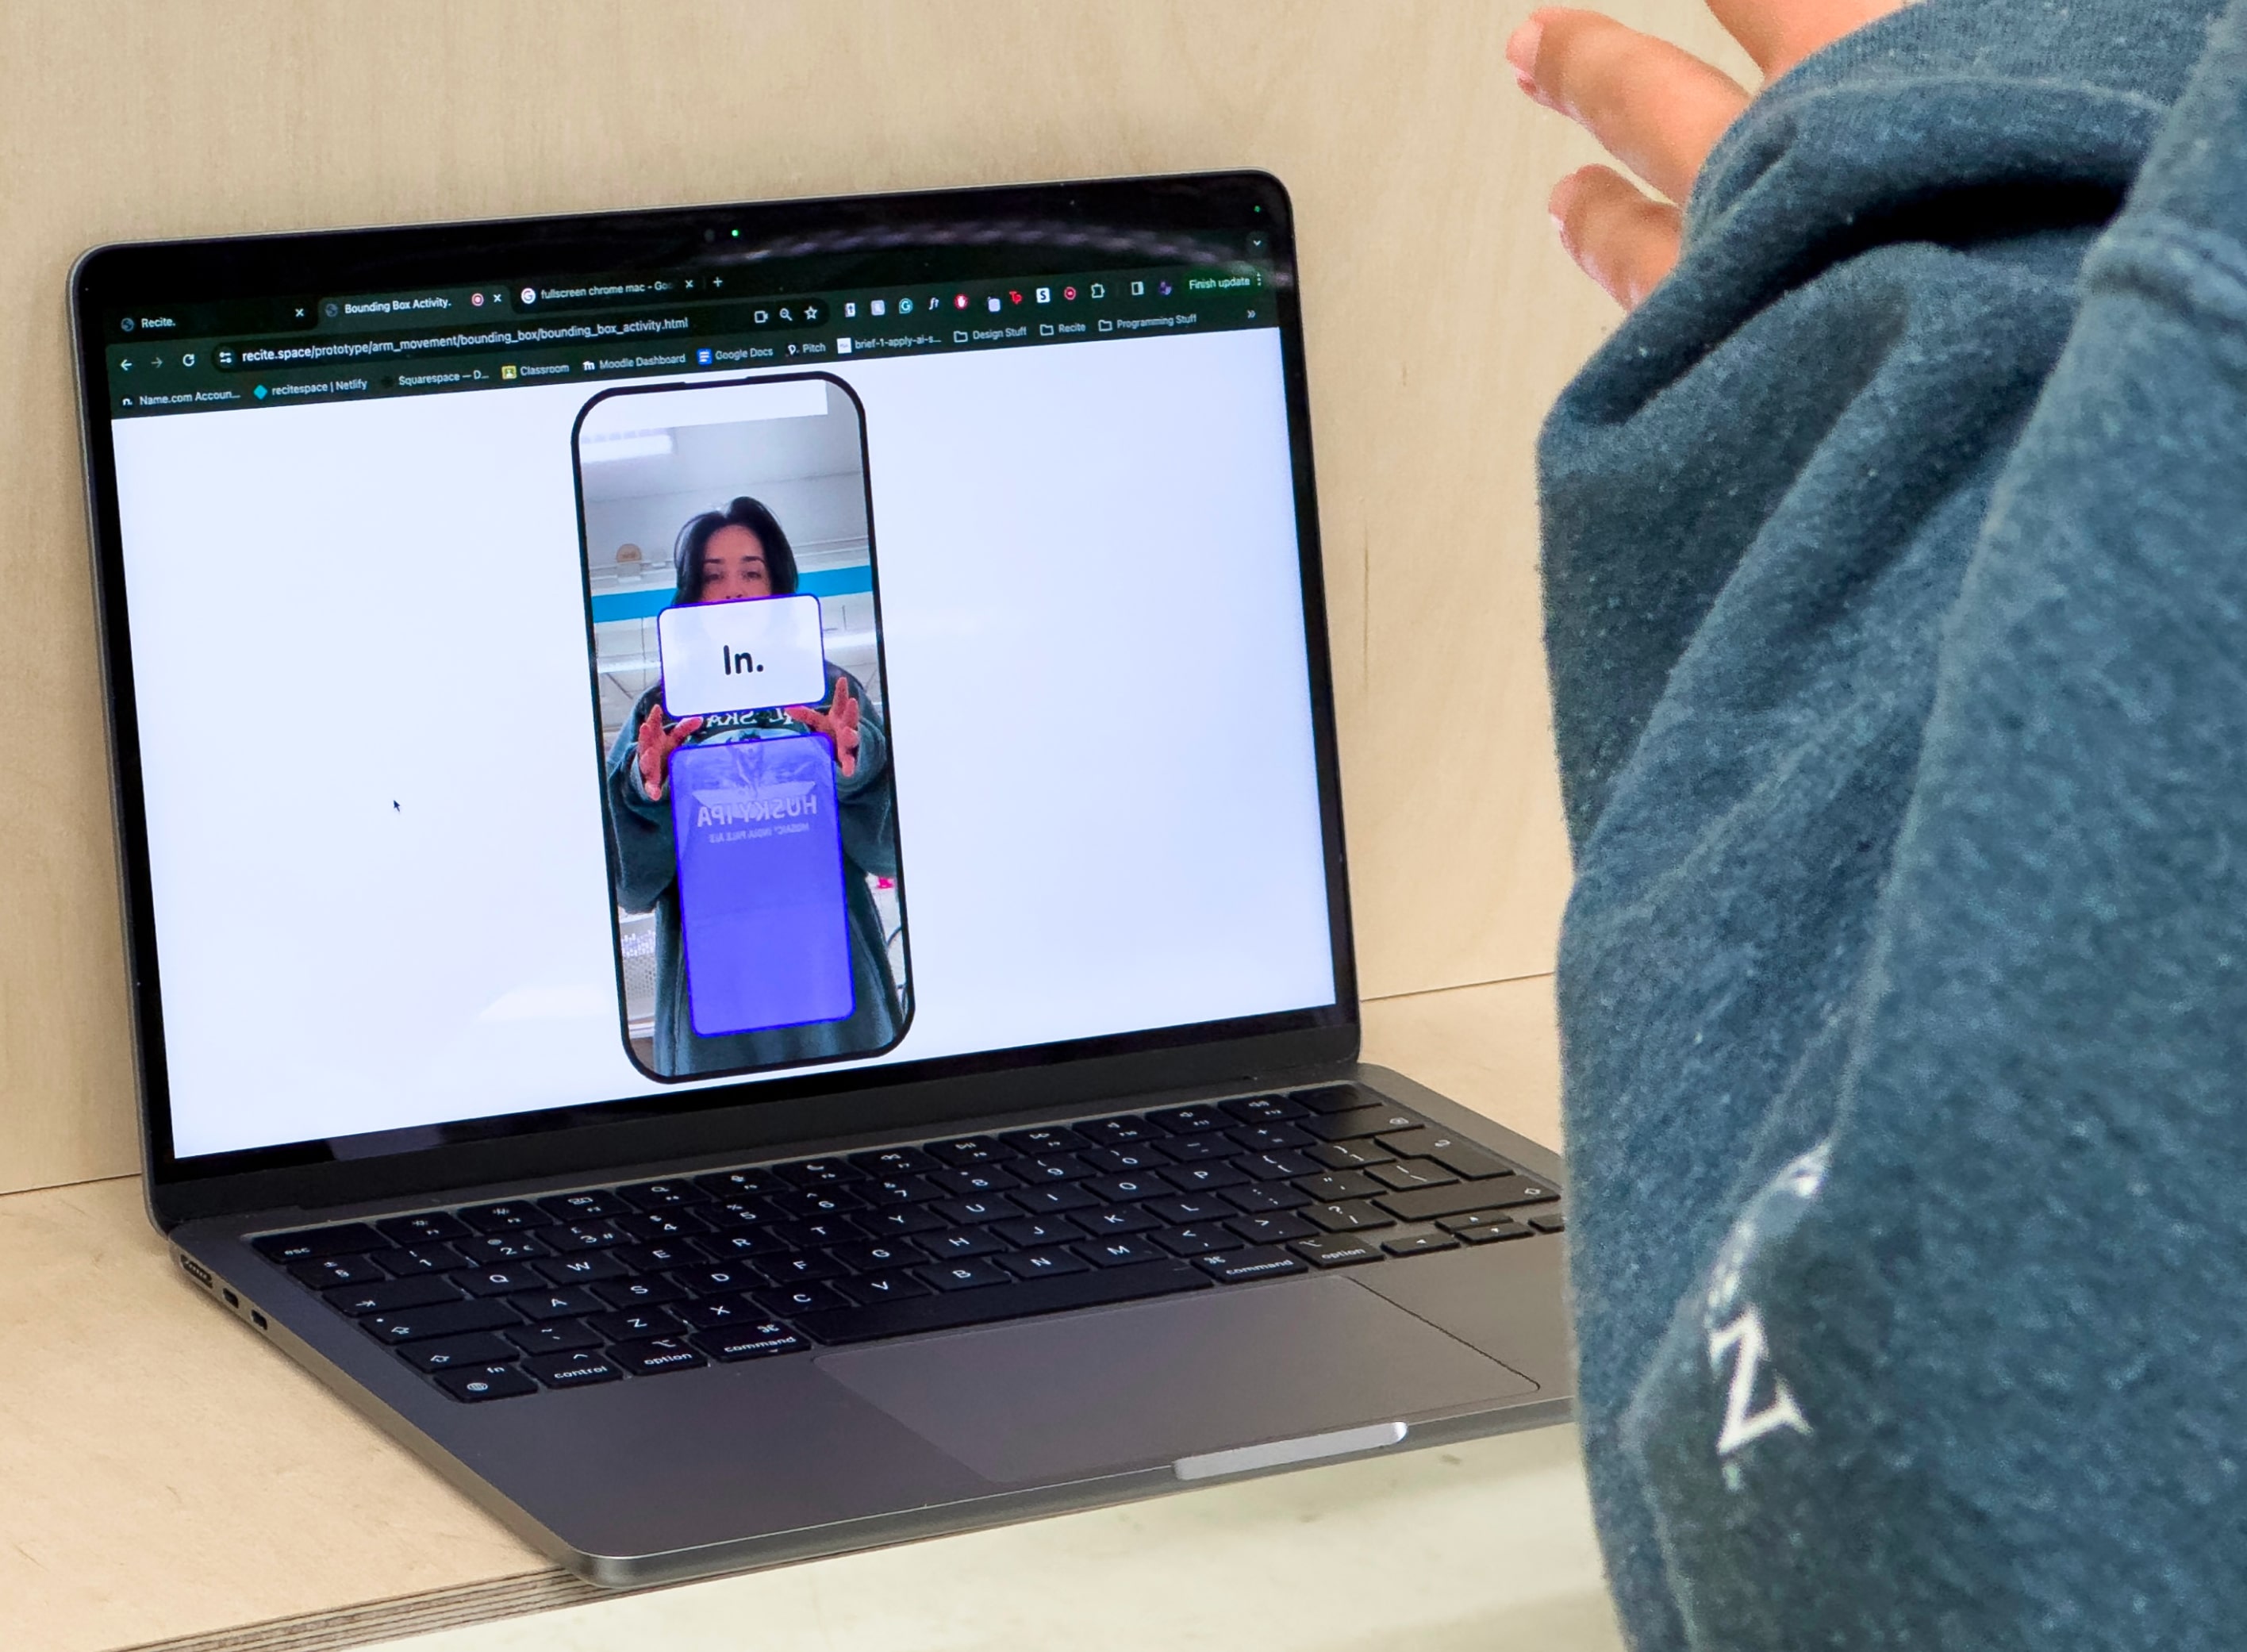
left=1515, top=0, right=2247, bottom=1643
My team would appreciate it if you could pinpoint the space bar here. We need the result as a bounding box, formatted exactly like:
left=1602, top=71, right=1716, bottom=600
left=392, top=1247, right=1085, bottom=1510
left=793, top=1260, right=1213, bottom=1346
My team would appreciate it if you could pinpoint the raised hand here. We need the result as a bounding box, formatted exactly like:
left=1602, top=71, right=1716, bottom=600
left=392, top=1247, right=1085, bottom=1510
left=787, top=677, right=862, bottom=778
left=1510, top=0, right=1908, bottom=307
left=635, top=698, right=704, bottom=801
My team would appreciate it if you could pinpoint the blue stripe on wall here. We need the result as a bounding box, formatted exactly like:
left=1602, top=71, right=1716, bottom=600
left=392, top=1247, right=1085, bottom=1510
left=590, top=565, right=872, bottom=624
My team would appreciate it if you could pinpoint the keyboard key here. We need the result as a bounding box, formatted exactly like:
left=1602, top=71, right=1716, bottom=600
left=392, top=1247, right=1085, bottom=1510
left=436, top=1362, right=537, bottom=1402
left=1155, top=1224, right=1243, bottom=1258
left=755, top=1283, right=855, bottom=1317
left=935, top=1195, right=1021, bottom=1226
left=997, top=1249, right=1090, bottom=1281
left=842, top=1271, right=934, bottom=1302
left=1290, top=1234, right=1385, bottom=1268
left=793, top=1258, right=1210, bottom=1347
left=991, top=1217, right=1083, bottom=1248
left=1158, top=1133, right=1239, bottom=1162
left=1383, top=1231, right=1462, bottom=1258
left=927, top=1135, right=1012, bottom=1167
left=847, top=1147, right=940, bottom=1178
left=1012, top=1184, right=1100, bottom=1215
left=611, top=1336, right=708, bottom=1376
left=698, top=1229, right=791, bottom=1263
left=918, top=1258, right=1012, bottom=1291
left=1149, top=1195, right=1235, bottom=1225
left=1289, top=1083, right=1380, bottom=1113
left=1376, top=1180, right=1559, bottom=1224
left=453, top=1263, right=547, bottom=1297
left=858, top=1206, right=947, bottom=1238
left=1306, top=1139, right=1393, bottom=1171
left=617, top=1239, right=715, bottom=1272
left=698, top=1197, right=783, bottom=1232
left=1077, top=1205, right=1158, bottom=1236
left=324, top=1277, right=463, bottom=1317
left=525, top=1349, right=624, bottom=1389
left=768, top=1188, right=864, bottom=1220
left=1304, top=1201, right=1396, bottom=1233
left=1455, top=1222, right=1534, bottom=1244
left=1303, top=1105, right=1422, bottom=1143
left=1077, top=1115, right=1165, bottom=1147
left=928, top=1166, right=1021, bottom=1198
left=397, top=1332, right=517, bottom=1372
left=672, top=1263, right=764, bottom=1297
left=536, top=1252, right=633, bottom=1286
left=587, top=1307, right=685, bottom=1341
left=290, top=1254, right=387, bottom=1289
left=778, top=1158, right=862, bottom=1188
left=619, top=1179, right=709, bottom=1210
left=695, top=1168, right=786, bottom=1199
left=1224, top=1181, right=1313, bottom=1213
left=509, top=1286, right=605, bottom=1322
left=253, top=1224, right=382, bottom=1263
left=1296, top=1171, right=1383, bottom=1203
left=694, top=1320, right=810, bottom=1362
left=538, top=1191, right=629, bottom=1224
left=1161, top=1162, right=1248, bottom=1195
left=364, top=1299, right=520, bottom=1343
left=592, top=1276, right=687, bottom=1309
left=919, top=1228, right=1004, bottom=1261
left=459, top=1203, right=546, bottom=1234
left=756, top=1251, right=848, bottom=1285
left=375, top=1212, right=470, bottom=1247
left=1226, top=1212, right=1319, bottom=1246
left=456, top=1233, right=551, bottom=1264
left=1075, top=1235, right=1169, bottom=1266
left=997, top=1126, right=1089, bottom=1154
left=674, top=1293, right=760, bottom=1330
left=1147, top=1104, right=1228, bottom=1133
left=1233, top=1151, right=1319, bottom=1181
left=1083, top=1144, right=1170, bottom=1175
left=371, top=1243, right=470, bottom=1277
left=828, top=1240, right=924, bottom=1273
left=780, top=1218, right=865, bottom=1251
left=1230, top=1124, right=1314, bottom=1154
left=1015, top=1154, right=1093, bottom=1184
left=861, top=1177, right=943, bottom=1206
left=615, top=1210, right=709, bottom=1243
left=505, top=1320, right=604, bottom=1354
left=1369, top=1158, right=1458, bottom=1193
left=1436, top=1209, right=1528, bottom=1232
left=1529, top=1212, right=1567, bottom=1234
left=1375, top=1129, right=1516, bottom=1181
left=1196, top=1246, right=1308, bottom=1283
left=1220, top=1094, right=1310, bottom=1126
left=547, top=1222, right=629, bottom=1251
left=1087, top=1174, right=1166, bottom=1204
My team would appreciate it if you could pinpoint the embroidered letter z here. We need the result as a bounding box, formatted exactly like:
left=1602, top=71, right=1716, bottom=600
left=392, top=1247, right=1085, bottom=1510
left=1707, top=1307, right=1810, bottom=1457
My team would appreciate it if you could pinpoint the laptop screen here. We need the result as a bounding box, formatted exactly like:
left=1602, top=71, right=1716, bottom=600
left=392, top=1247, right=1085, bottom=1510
left=86, top=186, right=1342, bottom=1165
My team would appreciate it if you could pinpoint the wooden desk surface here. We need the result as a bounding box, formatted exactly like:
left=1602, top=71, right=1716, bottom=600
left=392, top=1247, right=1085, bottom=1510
left=1, top=977, right=1599, bottom=1652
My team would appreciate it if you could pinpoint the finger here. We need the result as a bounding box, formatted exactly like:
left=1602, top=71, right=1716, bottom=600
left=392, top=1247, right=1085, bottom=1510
left=674, top=716, right=704, bottom=743
left=1509, top=8, right=1750, bottom=202
left=786, top=705, right=824, bottom=729
left=1550, top=165, right=1684, bottom=309
left=1706, top=0, right=1909, bottom=80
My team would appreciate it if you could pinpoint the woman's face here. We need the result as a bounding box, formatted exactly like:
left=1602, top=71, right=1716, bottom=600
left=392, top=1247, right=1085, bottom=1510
left=697, top=524, right=773, bottom=601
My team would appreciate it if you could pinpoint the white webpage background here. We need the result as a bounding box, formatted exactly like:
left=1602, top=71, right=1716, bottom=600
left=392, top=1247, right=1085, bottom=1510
left=113, top=328, right=1335, bottom=1158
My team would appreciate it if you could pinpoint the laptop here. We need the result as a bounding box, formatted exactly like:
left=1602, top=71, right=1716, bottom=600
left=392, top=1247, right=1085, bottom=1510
left=70, top=171, right=1572, bottom=1586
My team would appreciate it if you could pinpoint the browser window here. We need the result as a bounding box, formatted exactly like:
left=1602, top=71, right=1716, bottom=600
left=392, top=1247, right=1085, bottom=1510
left=103, top=265, right=1336, bottom=1159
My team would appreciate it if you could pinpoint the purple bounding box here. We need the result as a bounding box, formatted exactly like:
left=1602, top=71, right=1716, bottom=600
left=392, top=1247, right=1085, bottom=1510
left=669, top=736, right=855, bottom=1037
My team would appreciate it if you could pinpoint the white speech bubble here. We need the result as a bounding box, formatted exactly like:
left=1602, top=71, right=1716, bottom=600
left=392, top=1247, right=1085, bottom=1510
left=658, top=595, right=827, bottom=717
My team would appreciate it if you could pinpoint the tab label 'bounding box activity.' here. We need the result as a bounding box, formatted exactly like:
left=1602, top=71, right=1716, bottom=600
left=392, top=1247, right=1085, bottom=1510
left=658, top=594, right=827, bottom=717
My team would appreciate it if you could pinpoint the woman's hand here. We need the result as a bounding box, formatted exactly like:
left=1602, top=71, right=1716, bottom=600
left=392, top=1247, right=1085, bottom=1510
left=789, top=678, right=862, bottom=778
left=1511, top=0, right=1909, bottom=308
left=636, top=700, right=704, bottom=801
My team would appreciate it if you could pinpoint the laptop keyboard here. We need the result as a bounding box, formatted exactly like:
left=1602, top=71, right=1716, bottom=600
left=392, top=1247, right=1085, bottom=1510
left=245, top=1085, right=1563, bottom=1403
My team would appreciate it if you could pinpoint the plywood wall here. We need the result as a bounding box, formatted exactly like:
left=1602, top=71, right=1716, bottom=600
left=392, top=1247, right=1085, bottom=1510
left=0, top=0, right=1746, bottom=1194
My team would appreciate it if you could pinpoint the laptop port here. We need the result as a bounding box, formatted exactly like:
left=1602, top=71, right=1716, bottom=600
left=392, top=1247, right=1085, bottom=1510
left=179, top=1254, right=213, bottom=1289
left=222, top=1288, right=240, bottom=1308
left=250, top=1310, right=268, bottom=1330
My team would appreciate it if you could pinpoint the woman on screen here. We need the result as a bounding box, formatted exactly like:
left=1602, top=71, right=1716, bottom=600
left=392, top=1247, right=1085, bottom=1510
left=605, top=495, right=905, bottom=1078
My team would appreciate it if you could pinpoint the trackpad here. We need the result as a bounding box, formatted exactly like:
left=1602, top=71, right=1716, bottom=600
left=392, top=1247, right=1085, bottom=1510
left=815, top=1275, right=1536, bottom=1485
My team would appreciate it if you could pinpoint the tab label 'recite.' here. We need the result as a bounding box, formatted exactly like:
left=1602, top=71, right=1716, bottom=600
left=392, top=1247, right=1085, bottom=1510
left=658, top=594, right=827, bottom=717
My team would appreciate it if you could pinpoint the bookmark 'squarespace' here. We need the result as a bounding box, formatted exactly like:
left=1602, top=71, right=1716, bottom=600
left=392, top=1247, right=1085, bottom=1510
left=575, top=373, right=910, bottom=1081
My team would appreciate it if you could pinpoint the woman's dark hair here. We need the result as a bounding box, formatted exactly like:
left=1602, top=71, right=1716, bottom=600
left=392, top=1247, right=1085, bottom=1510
left=674, top=496, right=798, bottom=601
